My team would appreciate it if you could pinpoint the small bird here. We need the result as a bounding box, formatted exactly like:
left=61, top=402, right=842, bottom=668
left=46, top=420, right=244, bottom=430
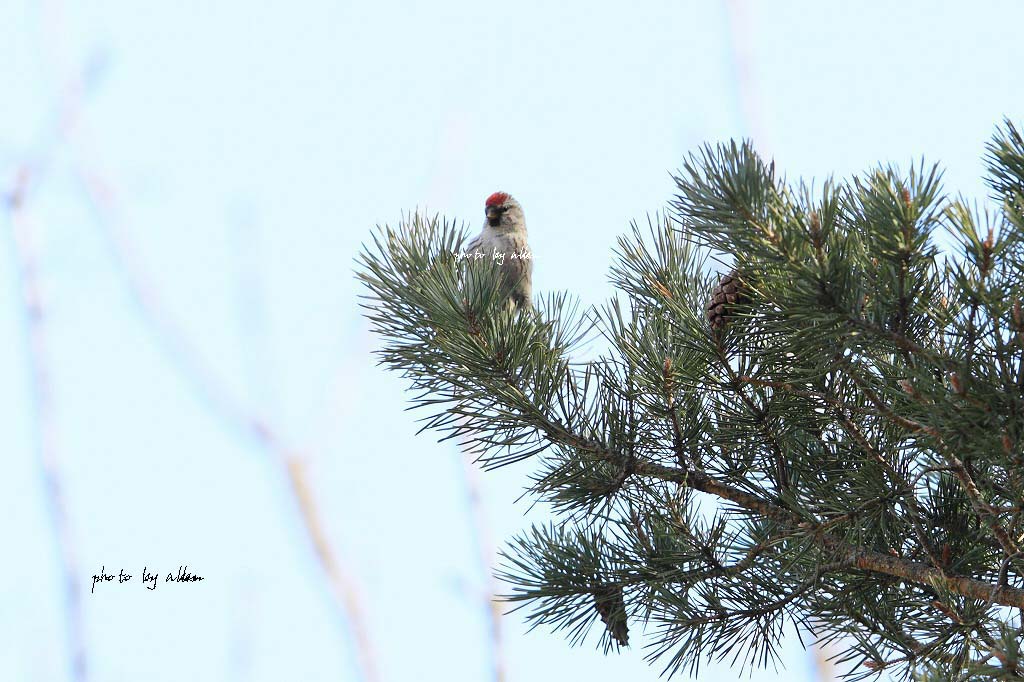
left=466, top=191, right=533, bottom=310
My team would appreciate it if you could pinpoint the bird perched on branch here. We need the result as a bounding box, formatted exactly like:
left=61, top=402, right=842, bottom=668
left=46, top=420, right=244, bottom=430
left=466, top=191, right=533, bottom=310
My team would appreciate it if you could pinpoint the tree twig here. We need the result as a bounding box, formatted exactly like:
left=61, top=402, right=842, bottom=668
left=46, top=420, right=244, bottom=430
left=5, top=171, right=88, bottom=682
left=542, top=415, right=1024, bottom=610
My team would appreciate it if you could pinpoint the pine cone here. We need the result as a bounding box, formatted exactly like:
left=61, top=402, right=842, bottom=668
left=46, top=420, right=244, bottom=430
left=593, top=584, right=629, bottom=647
left=707, top=269, right=749, bottom=330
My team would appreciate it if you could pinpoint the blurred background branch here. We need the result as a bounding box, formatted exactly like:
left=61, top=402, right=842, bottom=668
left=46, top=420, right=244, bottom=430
left=73, top=167, right=381, bottom=682
left=7, top=169, right=88, bottom=682
left=457, top=446, right=506, bottom=682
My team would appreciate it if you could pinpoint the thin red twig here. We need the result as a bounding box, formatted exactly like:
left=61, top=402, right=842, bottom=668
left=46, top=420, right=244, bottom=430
left=6, top=169, right=88, bottom=682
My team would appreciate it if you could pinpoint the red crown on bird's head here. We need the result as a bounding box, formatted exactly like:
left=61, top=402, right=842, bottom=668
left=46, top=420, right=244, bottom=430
left=486, top=191, right=511, bottom=208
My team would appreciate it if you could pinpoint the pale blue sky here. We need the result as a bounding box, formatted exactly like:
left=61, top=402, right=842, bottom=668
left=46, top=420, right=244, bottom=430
left=2, top=2, right=1023, bottom=681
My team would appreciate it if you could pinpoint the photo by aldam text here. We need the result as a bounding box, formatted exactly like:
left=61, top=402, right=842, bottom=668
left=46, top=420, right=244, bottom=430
left=90, top=564, right=204, bottom=593
left=454, top=247, right=532, bottom=266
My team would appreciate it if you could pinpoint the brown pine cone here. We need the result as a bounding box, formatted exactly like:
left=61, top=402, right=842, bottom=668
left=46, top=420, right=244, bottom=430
left=707, top=269, right=750, bottom=330
left=593, top=583, right=629, bottom=647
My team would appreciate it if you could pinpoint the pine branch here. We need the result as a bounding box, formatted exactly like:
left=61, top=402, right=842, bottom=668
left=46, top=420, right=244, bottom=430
left=846, top=365, right=1021, bottom=560
left=360, top=120, right=1024, bottom=680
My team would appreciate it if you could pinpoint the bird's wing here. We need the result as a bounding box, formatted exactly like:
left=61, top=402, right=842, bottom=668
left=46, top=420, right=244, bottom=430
left=466, top=232, right=484, bottom=255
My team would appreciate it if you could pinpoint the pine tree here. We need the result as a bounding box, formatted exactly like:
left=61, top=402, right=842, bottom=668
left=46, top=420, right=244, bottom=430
left=356, top=120, right=1024, bottom=680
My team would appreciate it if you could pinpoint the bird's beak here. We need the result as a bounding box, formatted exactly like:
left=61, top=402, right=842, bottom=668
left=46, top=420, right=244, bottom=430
left=485, top=206, right=501, bottom=221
